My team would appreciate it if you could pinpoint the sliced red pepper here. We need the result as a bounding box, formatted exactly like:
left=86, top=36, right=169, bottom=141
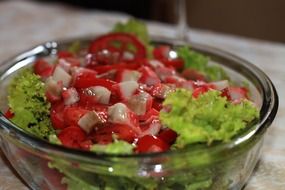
left=88, top=62, right=140, bottom=74
left=89, top=32, right=147, bottom=63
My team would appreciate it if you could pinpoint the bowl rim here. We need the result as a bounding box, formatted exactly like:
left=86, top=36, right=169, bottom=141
left=0, top=36, right=279, bottom=160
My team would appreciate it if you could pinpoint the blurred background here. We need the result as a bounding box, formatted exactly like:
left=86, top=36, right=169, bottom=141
left=41, top=0, right=285, bottom=43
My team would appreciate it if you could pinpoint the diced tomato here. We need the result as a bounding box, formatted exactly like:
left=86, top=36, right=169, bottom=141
left=73, top=74, right=116, bottom=90
left=148, top=83, right=175, bottom=99
left=63, top=106, right=89, bottom=127
left=157, top=128, right=178, bottom=145
left=58, top=126, right=87, bottom=148
left=192, top=86, right=210, bottom=98
left=136, top=135, right=169, bottom=153
left=161, top=59, right=184, bottom=70
left=92, top=123, right=138, bottom=144
left=138, top=66, right=161, bottom=86
left=57, top=50, right=74, bottom=59
left=34, top=59, right=55, bottom=78
left=153, top=45, right=170, bottom=60
left=182, top=68, right=206, bottom=81
left=152, top=99, right=163, bottom=111
left=4, top=108, right=14, bottom=119
left=50, top=102, right=65, bottom=130
left=79, top=139, right=93, bottom=151
left=89, top=33, right=147, bottom=63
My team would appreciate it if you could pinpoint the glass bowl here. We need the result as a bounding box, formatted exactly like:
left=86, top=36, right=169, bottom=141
left=0, top=37, right=278, bottom=190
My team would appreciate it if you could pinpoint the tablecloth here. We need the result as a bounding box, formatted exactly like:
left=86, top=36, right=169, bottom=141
left=0, top=1, right=285, bottom=189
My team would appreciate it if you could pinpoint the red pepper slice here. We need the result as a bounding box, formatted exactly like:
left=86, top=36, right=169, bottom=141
left=89, top=33, right=147, bottom=63
left=89, top=63, right=140, bottom=74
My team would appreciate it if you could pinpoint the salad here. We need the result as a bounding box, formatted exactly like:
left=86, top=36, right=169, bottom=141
left=5, top=19, right=259, bottom=189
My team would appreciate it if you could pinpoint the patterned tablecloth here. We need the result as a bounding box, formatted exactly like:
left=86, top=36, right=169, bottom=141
left=0, top=1, right=285, bottom=189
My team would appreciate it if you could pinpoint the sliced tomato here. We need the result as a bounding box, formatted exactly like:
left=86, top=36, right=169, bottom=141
left=192, top=86, right=210, bottom=98
left=136, top=135, right=169, bottom=153
left=58, top=126, right=87, bottom=148
left=33, top=59, right=54, bottom=78
left=89, top=33, right=147, bottom=63
left=153, top=45, right=170, bottom=60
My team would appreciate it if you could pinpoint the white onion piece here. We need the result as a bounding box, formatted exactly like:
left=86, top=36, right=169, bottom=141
left=45, top=77, right=62, bottom=99
left=148, top=59, right=164, bottom=69
left=121, top=70, right=141, bottom=82
left=127, top=92, right=152, bottom=115
left=118, top=81, right=138, bottom=100
left=155, top=67, right=176, bottom=81
left=78, top=111, right=101, bottom=134
left=63, top=88, right=79, bottom=106
left=58, top=58, right=72, bottom=73
left=140, top=121, right=161, bottom=137
left=108, top=103, right=129, bottom=124
left=211, top=80, right=229, bottom=91
left=52, top=65, right=72, bottom=87
left=86, top=86, right=111, bottom=104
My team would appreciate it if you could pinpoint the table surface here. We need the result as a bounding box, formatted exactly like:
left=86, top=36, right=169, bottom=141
left=0, top=1, right=285, bottom=190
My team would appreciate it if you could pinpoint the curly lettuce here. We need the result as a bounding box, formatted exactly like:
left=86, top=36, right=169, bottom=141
left=160, top=89, right=259, bottom=148
left=177, top=46, right=228, bottom=81
left=91, top=140, right=134, bottom=154
left=8, top=69, right=54, bottom=139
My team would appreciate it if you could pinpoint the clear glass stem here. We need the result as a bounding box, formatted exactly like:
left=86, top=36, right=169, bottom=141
left=176, top=0, right=189, bottom=42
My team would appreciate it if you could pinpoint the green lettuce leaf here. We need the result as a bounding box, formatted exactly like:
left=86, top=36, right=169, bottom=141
left=176, top=46, right=228, bottom=81
left=8, top=69, right=54, bottom=139
left=90, top=140, right=134, bottom=154
left=160, top=89, right=259, bottom=148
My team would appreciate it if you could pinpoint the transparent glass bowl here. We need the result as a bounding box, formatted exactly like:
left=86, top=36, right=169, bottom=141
left=0, top=37, right=278, bottom=190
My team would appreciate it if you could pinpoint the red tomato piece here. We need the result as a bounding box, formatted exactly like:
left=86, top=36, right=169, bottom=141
left=182, top=68, right=206, bottom=81
left=73, top=74, right=116, bottom=90
left=58, top=126, right=87, bottom=148
left=63, top=106, right=89, bottom=127
left=57, top=50, right=74, bottom=59
left=79, top=139, right=93, bottom=151
left=192, top=86, right=210, bottom=98
left=4, top=108, right=14, bottom=119
left=89, top=33, right=147, bottom=63
left=157, top=128, right=178, bottom=145
left=136, top=135, right=169, bottom=153
left=50, top=102, right=66, bottom=130
left=153, top=45, right=170, bottom=60
left=33, top=59, right=54, bottom=78
left=92, top=124, right=138, bottom=144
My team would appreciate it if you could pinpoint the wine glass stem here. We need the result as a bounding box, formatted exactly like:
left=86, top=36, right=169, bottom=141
left=177, top=0, right=188, bottom=42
